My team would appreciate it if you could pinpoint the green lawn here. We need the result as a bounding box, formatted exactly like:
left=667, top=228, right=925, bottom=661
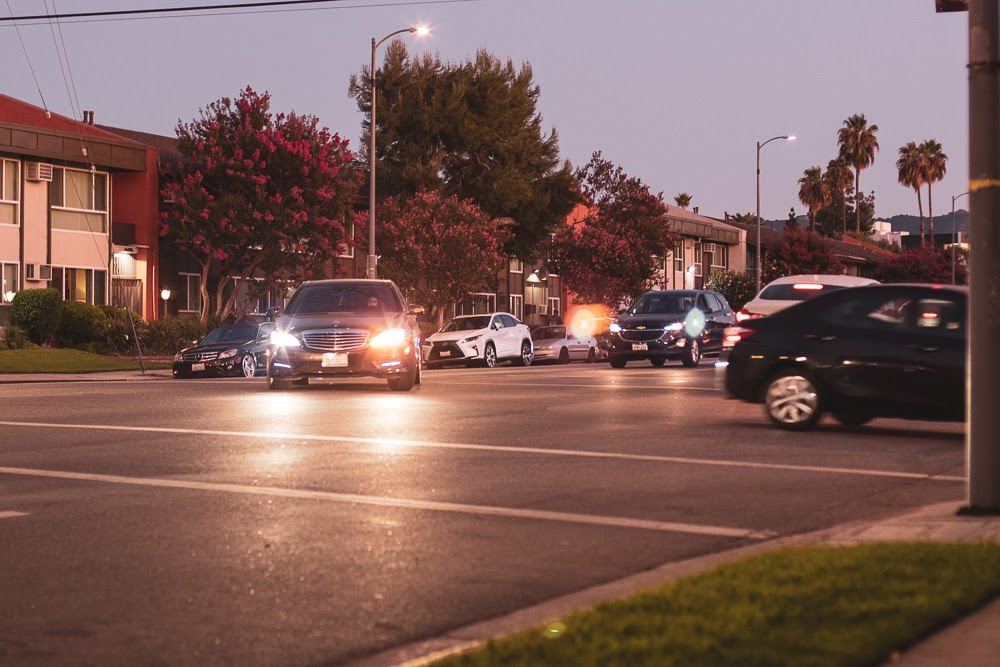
left=0, top=348, right=170, bottom=374
left=436, top=543, right=1000, bottom=667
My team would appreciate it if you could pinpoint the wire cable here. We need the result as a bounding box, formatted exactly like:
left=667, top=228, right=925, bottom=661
left=5, top=0, right=49, bottom=111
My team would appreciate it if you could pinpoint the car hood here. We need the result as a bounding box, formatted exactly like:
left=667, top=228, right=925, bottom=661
left=427, top=328, right=487, bottom=343
left=278, top=312, right=408, bottom=334
left=179, top=340, right=254, bottom=355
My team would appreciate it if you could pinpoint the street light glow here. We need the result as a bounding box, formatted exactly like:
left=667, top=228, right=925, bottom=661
left=786, top=135, right=797, bottom=141
left=413, top=25, right=430, bottom=36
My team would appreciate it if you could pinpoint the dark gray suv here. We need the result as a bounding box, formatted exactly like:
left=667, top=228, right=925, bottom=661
left=266, top=279, right=422, bottom=391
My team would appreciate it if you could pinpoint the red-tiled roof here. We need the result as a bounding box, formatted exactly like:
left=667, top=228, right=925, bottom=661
left=0, top=94, right=144, bottom=145
left=97, top=125, right=181, bottom=163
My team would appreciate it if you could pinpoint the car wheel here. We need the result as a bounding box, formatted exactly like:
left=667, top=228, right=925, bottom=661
left=558, top=347, right=570, bottom=364
left=388, top=351, right=419, bottom=391
left=483, top=342, right=497, bottom=368
left=513, top=340, right=533, bottom=367
left=833, top=412, right=873, bottom=427
left=650, top=356, right=667, bottom=367
left=241, top=355, right=256, bottom=378
left=681, top=338, right=701, bottom=368
left=586, top=348, right=596, bottom=363
left=609, top=356, right=627, bottom=369
left=764, top=370, right=822, bottom=430
left=267, top=373, right=291, bottom=390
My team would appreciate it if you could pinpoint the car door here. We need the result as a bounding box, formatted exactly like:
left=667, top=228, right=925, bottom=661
left=696, top=293, right=723, bottom=353
left=486, top=315, right=506, bottom=356
left=500, top=314, right=521, bottom=357
left=900, top=289, right=966, bottom=419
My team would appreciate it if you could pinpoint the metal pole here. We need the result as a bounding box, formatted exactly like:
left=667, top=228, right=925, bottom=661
left=367, top=36, right=377, bottom=279
left=755, top=142, right=761, bottom=294
left=951, top=194, right=957, bottom=284
left=964, top=0, right=1000, bottom=515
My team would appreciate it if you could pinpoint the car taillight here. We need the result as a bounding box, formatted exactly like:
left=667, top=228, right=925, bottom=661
left=723, top=326, right=755, bottom=348
left=735, top=309, right=764, bottom=322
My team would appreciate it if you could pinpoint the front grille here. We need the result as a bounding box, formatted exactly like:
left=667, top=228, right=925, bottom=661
left=620, top=329, right=665, bottom=343
left=183, top=351, right=219, bottom=362
left=301, top=329, right=369, bottom=352
left=429, top=343, right=465, bottom=361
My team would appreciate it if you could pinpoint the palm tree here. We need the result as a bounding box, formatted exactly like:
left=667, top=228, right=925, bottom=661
left=920, top=139, right=948, bottom=241
left=896, top=142, right=926, bottom=242
left=824, top=158, right=854, bottom=235
left=837, top=114, right=879, bottom=232
left=674, top=193, right=692, bottom=209
left=798, top=166, right=831, bottom=230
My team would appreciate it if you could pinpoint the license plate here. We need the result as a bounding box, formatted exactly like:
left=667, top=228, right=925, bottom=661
left=631, top=343, right=648, bottom=351
left=439, top=350, right=451, bottom=357
left=322, top=352, right=349, bottom=368
left=191, top=363, right=205, bottom=372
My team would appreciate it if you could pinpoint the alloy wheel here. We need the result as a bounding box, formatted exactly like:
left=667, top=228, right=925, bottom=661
left=484, top=343, right=497, bottom=368
left=242, top=355, right=256, bottom=378
left=765, top=373, right=821, bottom=430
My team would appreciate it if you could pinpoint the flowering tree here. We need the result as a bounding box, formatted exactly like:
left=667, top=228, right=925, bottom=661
left=552, top=152, right=678, bottom=308
left=762, top=226, right=844, bottom=284
left=363, top=191, right=512, bottom=327
left=873, top=245, right=965, bottom=284
left=161, top=87, right=359, bottom=321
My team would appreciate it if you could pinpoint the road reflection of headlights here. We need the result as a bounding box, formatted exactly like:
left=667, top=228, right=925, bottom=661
left=460, top=334, right=483, bottom=343
left=372, top=328, right=407, bottom=348
left=271, top=331, right=301, bottom=347
left=218, top=348, right=239, bottom=359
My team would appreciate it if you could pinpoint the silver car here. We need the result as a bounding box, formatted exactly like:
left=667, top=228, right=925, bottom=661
left=531, top=325, right=599, bottom=364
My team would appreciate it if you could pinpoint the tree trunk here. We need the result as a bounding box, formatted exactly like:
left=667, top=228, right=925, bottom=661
left=432, top=304, right=447, bottom=331
left=841, top=188, right=847, bottom=235
left=927, top=182, right=935, bottom=241
left=199, top=261, right=211, bottom=323
left=916, top=186, right=925, bottom=245
left=854, top=169, right=861, bottom=232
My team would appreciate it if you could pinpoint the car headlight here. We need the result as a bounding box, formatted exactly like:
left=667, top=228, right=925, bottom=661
left=460, top=334, right=483, bottom=344
left=371, top=328, right=407, bottom=348
left=270, top=331, right=301, bottom=347
left=174, top=352, right=183, bottom=362
left=663, top=323, right=683, bottom=332
left=218, top=348, right=239, bottom=359
left=609, top=322, right=622, bottom=333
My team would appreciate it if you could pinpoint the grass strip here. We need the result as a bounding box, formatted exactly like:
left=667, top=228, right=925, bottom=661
left=437, top=543, right=1000, bottom=667
left=0, top=348, right=170, bottom=374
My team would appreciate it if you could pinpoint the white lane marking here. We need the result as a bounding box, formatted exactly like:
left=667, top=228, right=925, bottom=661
left=0, top=421, right=964, bottom=483
left=0, top=511, right=28, bottom=519
left=430, top=380, right=719, bottom=391
left=0, top=466, right=771, bottom=539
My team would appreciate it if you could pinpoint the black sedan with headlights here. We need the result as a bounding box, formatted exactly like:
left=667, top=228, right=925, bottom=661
left=172, top=321, right=276, bottom=379
left=723, top=284, right=966, bottom=430
left=266, top=279, right=422, bottom=391
left=607, top=290, right=734, bottom=368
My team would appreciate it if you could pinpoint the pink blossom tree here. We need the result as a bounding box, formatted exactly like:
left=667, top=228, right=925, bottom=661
left=161, top=87, right=359, bottom=321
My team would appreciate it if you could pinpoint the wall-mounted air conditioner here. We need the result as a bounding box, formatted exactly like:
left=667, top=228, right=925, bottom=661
left=26, top=162, right=54, bottom=182
left=26, top=264, right=53, bottom=281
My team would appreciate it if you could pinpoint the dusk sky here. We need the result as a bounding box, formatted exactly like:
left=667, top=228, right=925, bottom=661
left=2, top=0, right=970, bottom=220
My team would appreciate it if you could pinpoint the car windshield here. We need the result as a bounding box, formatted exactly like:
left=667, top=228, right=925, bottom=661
left=759, top=283, right=848, bottom=302
left=442, top=316, right=491, bottom=332
left=284, top=283, right=403, bottom=315
left=534, top=326, right=566, bottom=340
left=629, top=293, right=695, bottom=315
left=199, top=324, right=259, bottom=345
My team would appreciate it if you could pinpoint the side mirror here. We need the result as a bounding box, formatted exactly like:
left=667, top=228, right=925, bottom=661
left=408, top=304, right=426, bottom=315
left=265, top=307, right=282, bottom=320
left=492, top=321, right=502, bottom=331
left=191, top=339, right=199, bottom=345
left=617, top=309, right=627, bottom=316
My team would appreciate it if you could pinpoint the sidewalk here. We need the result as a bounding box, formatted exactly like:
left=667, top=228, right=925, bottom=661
left=0, top=369, right=173, bottom=383
left=360, top=501, right=1000, bottom=667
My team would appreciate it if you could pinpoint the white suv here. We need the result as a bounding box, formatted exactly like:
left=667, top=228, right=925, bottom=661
left=738, top=274, right=880, bottom=321
left=424, top=313, right=533, bottom=368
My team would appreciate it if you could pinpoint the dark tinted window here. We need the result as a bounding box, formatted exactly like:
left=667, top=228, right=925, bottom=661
left=818, top=290, right=915, bottom=332
left=500, top=314, right=518, bottom=328
left=200, top=324, right=259, bottom=344
left=914, top=296, right=965, bottom=337
left=759, top=282, right=848, bottom=301
left=707, top=293, right=726, bottom=312
left=697, top=294, right=713, bottom=312
left=285, top=282, right=404, bottom=315
left=534, top=326, right=566, bottom=340
left=443, top=316, right=490, bottom=332
left=629, top=292, right=695, bottom=315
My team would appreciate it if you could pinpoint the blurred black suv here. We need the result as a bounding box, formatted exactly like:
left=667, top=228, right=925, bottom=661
left=607, top=290, right=734, bottom=368
left=266, top=279, right=422, bottom=391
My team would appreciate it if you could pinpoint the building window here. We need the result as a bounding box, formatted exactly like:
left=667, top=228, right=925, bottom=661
left=0, top=159, right=19, bottom=226
left=49, top=266, right=106, bottom=305
left=112, top=252, right=137, bottom=279
left=673, top=245, right=683, bottom=274
left=338, top=222, right=355, bottom=258
left=456, top=292, right=496, bottom=316
left=178, top=273, right=202, bottom=313
left=710, top=245, right=728, bottom=273
left=1, top=262, right=18, bottom=302
left=509, top=294, right=524, bottom=320
left=548, top=297, right=561, bottom=319
left=50, top=166, right=109, bottom=233
left=509, top=258, right=523, bottom=274
left=694, top=243, right=703, bottom=277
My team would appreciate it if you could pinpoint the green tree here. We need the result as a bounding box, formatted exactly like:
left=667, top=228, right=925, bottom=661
left=896, top=142, right=926, bottom=242
left=837, top=114, right=879, bottom=232
left=786, top=207, right=799, bottom=229
left=825, top=158, right=854, bottom=234
left=798, top=166, right=831, bottom=230
left=920, top=139, right=948, bottom=241
left=762, top=226, right=844, bottom=284
left=349, top=43, right=578, bottom=260
left=674, top=193, right=692, bottom=209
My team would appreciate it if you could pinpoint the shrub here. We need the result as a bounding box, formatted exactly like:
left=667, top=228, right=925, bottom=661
left=95, top=306, right=145, bottom=355
left=142, top=316, right=206, bottom=355
left=873, top=245, right=964, bottom=285
left=57, top=300, right=108, bottom=349
left=705, top=270, right=757, bottom=311
left=2, top=324, right=33, bottom=350
left=11, top=288, right=63, bottom=345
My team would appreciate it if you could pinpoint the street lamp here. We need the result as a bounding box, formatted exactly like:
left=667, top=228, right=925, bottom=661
left=755, top=134, right=795, bottom=293
left=160, top=288, right=171, bottom=317
left=367, top=24, right=431, bottom=279
left=951, top=191, right=969, bottom=285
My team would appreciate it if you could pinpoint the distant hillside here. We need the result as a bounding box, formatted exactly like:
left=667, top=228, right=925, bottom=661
left=886, top=211, right=969, bottom=235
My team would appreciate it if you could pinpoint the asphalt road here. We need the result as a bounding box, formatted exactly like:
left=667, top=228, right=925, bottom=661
left=0, top=362, right=966, bottom=665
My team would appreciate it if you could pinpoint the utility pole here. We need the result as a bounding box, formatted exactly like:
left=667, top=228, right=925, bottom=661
left=963, top=0, right=1000, bottom=514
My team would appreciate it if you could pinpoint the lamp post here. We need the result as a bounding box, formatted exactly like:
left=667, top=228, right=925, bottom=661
left=755, top=134, right=795, bottom=293
left=951, top=191, right=969, bottom=284
left=367, top=25, right=430, bottom=279
left=160, top=288, right=171, bottom=318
